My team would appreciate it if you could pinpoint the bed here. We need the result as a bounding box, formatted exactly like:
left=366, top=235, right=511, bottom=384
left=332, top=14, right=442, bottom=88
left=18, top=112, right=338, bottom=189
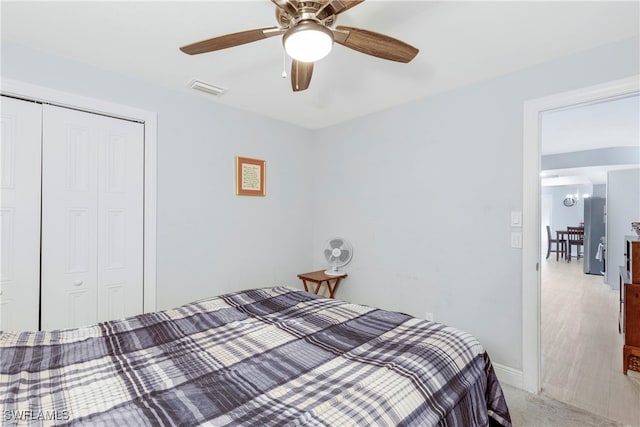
left=1, top=286, right=511, bottom=426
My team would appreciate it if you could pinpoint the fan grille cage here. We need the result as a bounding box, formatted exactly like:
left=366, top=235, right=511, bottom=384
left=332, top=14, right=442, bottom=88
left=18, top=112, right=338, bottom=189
left=324, top=238, right=353, bottom=268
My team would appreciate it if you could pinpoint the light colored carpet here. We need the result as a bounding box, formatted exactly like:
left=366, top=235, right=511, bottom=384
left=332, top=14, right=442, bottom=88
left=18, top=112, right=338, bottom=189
left=501, top=384, right=631, bottom=427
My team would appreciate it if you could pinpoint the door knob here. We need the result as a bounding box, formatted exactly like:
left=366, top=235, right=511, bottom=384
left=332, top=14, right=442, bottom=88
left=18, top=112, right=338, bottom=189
left=73, top=280, right=83, bottom=287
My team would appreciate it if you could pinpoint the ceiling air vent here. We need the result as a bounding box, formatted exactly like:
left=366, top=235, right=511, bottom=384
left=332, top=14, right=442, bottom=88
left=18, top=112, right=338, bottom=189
left=189, top=79, right=227, bottom=97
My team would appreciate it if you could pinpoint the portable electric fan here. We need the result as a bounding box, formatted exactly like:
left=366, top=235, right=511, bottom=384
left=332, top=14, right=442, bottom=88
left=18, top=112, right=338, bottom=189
left=323, top=237, right=353, bottom=276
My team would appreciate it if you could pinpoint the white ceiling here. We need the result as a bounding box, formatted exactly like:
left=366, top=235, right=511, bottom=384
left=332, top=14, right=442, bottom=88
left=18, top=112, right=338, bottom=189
left=2, top=1, right=639, bottom=130
left=542, top=94, right=639, bottom=156
left=541, top=165, right=638, bottom=187
left=540, top=94, right=640, bottom=186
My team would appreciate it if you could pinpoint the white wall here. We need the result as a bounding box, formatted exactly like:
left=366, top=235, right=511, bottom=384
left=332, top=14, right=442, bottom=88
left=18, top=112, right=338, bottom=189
left=311, top=36, right=639, bottom=371
left=2, top=36, right=638, bottom=376
left=606, top=168, right=640, bottom=288
left=543, top=185, right=593, bottom=228
left=1, top=43, right=315, bottom=310
left=541, top=185, right=587, bottom=258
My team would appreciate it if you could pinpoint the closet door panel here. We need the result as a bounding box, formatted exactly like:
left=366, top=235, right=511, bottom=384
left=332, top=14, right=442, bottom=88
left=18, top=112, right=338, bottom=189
left=0, top=96, right=42, bottom=332
left=97, top=121, right=144, bottom=323
left=41, top=105, right=143, bottom=330
left=41, top=105, right=99, bottom=329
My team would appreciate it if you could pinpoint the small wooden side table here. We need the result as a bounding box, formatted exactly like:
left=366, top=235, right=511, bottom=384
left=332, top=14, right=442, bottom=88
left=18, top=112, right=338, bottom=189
left=297, top=270, right=347, bottom=299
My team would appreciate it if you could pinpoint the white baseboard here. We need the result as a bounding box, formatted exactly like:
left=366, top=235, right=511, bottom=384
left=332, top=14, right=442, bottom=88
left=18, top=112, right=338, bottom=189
left=493, top=362, right=524, bottom=390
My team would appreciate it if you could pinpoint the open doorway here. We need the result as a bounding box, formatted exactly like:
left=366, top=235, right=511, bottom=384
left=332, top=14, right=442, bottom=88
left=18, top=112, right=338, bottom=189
left=538, top=94, right=640, bottom=425
left=521, top=76, right=640, bottom=421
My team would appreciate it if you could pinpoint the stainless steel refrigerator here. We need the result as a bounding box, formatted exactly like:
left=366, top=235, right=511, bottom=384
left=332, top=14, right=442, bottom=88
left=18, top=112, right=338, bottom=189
left=583, top=197, right=606, bottom=275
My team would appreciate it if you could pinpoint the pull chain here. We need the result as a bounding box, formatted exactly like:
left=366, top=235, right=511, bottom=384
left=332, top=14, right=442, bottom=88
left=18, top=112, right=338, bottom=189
left=281, top=48, right=287, bottom=78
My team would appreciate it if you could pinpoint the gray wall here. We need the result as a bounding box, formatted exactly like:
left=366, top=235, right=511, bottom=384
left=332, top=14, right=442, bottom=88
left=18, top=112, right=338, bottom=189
left=593, top=184, right=606, bottom=198
left=542, top=147, right=640, bottom=170
left=1, top=35, right=638, bottom=374
left=606, top=168, right=640, bottom=288
left=1, top=42, right=315, bottom=310
left=311, top=36, right=639, bottom=370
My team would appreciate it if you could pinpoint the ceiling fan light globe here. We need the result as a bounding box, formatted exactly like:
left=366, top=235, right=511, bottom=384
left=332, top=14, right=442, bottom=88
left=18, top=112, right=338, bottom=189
left=283, top=22, right=333, bottom=63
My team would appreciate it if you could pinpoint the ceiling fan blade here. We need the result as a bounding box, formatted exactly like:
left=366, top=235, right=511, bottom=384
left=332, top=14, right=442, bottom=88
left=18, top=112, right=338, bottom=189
left=334, top=25, right=419, bottom=63
left=316, top=0, right=365, bottom=20
left=180, top=27, right=282, bottom=55
left=291, top=60, right=314, bottom=92
left=330, top=0, right=366, bottom=16
left=271, top=0, right=299, bottom=17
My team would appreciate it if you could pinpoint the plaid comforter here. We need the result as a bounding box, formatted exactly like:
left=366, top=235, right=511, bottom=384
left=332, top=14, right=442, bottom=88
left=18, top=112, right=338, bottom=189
left=1, top=286, right=511, bottom=426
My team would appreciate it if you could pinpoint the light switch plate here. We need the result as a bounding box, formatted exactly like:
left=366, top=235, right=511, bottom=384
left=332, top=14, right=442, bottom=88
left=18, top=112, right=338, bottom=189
left=511, top=231, right=523, bottom=248
left=511, top=211, right=522, bottom=227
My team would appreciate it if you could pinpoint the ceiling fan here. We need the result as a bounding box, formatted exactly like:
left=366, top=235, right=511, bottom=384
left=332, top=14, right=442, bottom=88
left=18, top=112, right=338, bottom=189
left=179, top=0, right=419, bottom=92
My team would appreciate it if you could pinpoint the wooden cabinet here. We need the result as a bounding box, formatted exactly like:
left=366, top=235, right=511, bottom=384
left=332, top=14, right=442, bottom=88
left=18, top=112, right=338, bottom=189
left=621, top=236, right=640, bottom=374
left=625, top=236, right=640, bottom=283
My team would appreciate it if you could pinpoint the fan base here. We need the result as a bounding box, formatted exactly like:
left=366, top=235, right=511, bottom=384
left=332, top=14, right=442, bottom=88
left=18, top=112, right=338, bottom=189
left=324, top=270, right=346, bottom=276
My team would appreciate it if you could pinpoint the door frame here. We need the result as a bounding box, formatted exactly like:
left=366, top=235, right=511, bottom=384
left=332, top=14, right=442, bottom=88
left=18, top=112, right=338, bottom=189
left=521, top=74, right=639, bottom=393
left=1, top=78, right=157, bottom=314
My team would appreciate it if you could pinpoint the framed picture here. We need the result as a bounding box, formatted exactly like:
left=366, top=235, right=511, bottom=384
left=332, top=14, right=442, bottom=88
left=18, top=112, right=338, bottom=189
left=236, top=156, right=266, bottom=196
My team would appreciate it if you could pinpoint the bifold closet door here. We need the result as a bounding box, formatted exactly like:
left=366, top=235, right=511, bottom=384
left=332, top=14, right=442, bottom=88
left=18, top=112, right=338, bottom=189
left=41, top=105, right=144, bottom=330
left=0, top=96, right=42, bottom=332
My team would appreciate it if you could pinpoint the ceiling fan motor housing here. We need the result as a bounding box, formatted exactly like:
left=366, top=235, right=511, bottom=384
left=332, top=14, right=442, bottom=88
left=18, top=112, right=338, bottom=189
left=276, top=1, right=336, bottom=28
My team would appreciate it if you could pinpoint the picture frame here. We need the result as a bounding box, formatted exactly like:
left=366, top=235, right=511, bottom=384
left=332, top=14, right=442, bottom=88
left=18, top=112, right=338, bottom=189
left=236, top=156, right=266, bottom=196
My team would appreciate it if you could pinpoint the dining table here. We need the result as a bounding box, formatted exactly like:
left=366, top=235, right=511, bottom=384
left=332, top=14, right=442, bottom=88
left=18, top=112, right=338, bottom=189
left=556, top=230, right=569, bottom=261
left=556, top=228, right=584, bottom=262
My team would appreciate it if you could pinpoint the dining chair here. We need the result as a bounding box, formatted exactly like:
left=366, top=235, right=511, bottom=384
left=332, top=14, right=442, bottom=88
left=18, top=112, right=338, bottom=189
left=566, top=226, right=584, bottom=262
left=546, top=225, right=566, bottom=261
